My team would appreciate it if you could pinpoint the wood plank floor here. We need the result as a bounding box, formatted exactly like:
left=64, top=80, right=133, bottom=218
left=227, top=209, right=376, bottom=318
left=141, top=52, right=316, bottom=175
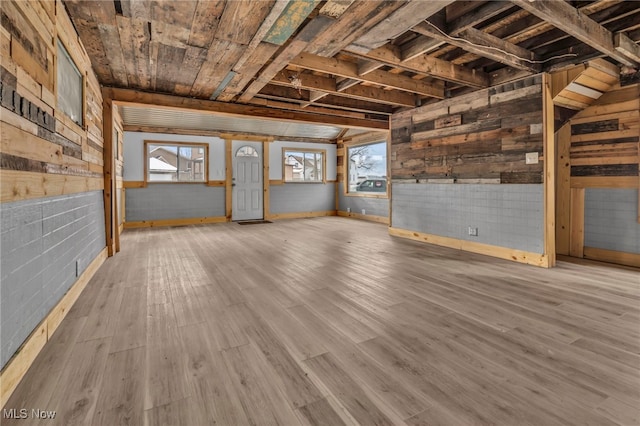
left=3, top=217, right=640, bottom=425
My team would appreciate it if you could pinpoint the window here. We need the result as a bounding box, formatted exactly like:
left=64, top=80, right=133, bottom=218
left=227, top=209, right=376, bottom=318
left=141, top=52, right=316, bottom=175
left=145, top=141, right=208, bottom=183
left=283, top=149, right=325, bottom=183
left=347, top=141, right=387, bottom=195
left=236, top=146, right=258, bottom=157
left=56, top=39, right=83, bottom=126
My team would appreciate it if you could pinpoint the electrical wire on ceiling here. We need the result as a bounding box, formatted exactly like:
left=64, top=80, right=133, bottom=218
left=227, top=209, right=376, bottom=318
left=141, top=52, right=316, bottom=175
left=423, top=21, right=579, bottom=64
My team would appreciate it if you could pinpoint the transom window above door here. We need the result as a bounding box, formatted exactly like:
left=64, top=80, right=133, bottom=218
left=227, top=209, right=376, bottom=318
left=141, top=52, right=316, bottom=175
left=236, top=146, right=259, bottom=157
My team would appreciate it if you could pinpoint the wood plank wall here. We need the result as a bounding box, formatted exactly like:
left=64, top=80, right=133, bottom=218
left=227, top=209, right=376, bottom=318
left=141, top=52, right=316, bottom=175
left=569, top=84, right=640, bottom=184
left=556, top=82, right=640, bottom=267
left=1, top=0, right=104, bottom=202
left=390, top=75, right=543, bottom=183
left=114, top=104, right=124, bottom=231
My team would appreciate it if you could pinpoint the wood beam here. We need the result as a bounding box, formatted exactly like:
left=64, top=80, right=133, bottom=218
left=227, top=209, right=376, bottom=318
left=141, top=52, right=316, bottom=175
left=253, top=96, right=390, bottom=116
left=263, top=0, right=322, bottom=45
left=238, top=15, right=335, bottom=102
left=412, top=22, right=541, bottom=72
left=271, top=72, right=417, bottom=107
left=344, top=45, right=488, bottom=88
left=257, top=84, right=394, bottom=115
left=400, top=35, right=443, bottom=61
left=301, top=59, right=382, bottom=108
left=357, top=58, right=384, bottom=76
left=614, top=32, right=640, bottom=64
left=336, top=78, right=361, bottom=91
left=306, top=0, right=407, bottom=57
left=348, top=0, right=455, bottom=53
left=122, top=125, right=336, bottom=144
left=448, top=2, right=515, bottom=36
left=290, top=52, right=446, bottom=97
left=212, top=0, right=290, bottom=98
left=104, top=87, right=388, bottom=130
left=511, top=0, right=639, bottom=67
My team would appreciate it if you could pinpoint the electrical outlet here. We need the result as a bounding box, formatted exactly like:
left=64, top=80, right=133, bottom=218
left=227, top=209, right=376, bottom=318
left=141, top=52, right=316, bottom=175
left=347, top=207, right=351, bottom=213
left=525, top=152, right=539, bottom=164
left=468, top=227, right=478, bottom=236
left=361, top=209, right=366, bottom=215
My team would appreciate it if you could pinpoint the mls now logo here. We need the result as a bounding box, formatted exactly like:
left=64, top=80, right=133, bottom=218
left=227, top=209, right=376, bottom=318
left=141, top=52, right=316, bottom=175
left=3, top=408, right=56, bottom=419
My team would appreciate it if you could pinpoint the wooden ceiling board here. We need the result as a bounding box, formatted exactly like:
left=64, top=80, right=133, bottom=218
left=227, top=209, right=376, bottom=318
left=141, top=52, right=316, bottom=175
left=60, top=0, right=638, bottom=130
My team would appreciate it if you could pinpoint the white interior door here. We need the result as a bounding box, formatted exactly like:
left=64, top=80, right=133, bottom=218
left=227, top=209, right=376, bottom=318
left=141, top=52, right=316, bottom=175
left=232, top=141, right=263, bottom=221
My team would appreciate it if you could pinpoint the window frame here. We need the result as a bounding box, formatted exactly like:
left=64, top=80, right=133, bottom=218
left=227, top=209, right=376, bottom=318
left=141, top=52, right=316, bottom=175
left=282, top=148, right=326, bottom=184
left=144, top=140, right=209, bottom=184
left=344, top=140, right=389, bottom=199
left=56, top=38, right=85, bottom=128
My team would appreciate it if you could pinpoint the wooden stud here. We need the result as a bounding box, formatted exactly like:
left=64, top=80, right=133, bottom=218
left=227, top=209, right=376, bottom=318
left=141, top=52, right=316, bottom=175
left=263, top=140, right=271, bottom=220
left=556, top=123, right=571, bottom=256
left=542, top=73, right=556, bottom=267
left=101, top=94, right=115, bottom=256
left=225, top=139, right=232, bottom=221
left=569, top=188, right=585, bottom=258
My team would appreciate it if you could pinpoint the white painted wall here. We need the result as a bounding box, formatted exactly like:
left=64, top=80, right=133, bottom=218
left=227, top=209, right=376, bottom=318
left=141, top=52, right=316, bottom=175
left=123, top=132, right=226, bottom=181
left=269, top=141, right=337, bottom=180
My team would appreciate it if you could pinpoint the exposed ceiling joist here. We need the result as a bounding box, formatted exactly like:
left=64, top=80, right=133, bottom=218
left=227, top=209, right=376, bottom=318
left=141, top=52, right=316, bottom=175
left=238, top=14, right=335, bottom=102
left=345, top=44, right=489, bottom=88
left=271, top=72, right=417, bottom=107
left=412, top=22, right=541, bottom=72
left=614, top=32, right=640, bottom=64
left=256, top=84, right=393, bottom=115
left=348, top=0, right=455, bottom=53
left=290, top=52, right=445, bottom=97
left=103, top=87, right=388, bottom=130
left=448, top=2, right=515, bottom=35
left=511, top=0, right=639, bottom=67
left=400, top=36, right=443, bottom=61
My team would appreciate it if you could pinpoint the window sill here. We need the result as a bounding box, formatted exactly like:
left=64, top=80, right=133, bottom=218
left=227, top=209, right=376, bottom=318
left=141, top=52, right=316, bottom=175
left=344, top=192, right=388, bottom=199
left=283, top=181, right=326, bottom=184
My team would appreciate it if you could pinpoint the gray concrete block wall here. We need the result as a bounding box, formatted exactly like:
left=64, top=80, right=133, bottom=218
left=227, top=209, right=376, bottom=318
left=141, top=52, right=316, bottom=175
left=584, top=188, right=640, bottom=254
left=270, top=183, right=335, bottom=214
left=0, top=191, right=105, bottom=368
left=125, top=185, right=226, bottom=221
left=392, top=183, right=544, bottom=253
left=337, top=183, right=389, bottom=217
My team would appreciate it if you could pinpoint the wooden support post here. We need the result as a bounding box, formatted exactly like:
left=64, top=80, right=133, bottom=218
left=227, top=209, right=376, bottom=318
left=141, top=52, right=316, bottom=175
left=555, top=123, right=571, bottom=255
left=542, top=73, right=556, bottom=267
left=102, top=95, right=116, bottom=256
left=263, top=139, right=271, bottom=220
left=569, top=188, right=585, bottom=258
left=225, top=139, right=232, bottom=221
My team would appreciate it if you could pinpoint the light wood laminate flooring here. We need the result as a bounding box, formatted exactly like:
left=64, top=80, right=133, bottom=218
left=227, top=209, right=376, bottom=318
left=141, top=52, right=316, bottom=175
left=3, top=217, right=640, bottom=425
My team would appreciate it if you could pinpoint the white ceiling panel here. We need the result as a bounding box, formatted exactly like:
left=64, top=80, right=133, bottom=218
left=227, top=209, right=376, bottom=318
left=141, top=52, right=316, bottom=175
left=120, top=105, right=344, bottom=140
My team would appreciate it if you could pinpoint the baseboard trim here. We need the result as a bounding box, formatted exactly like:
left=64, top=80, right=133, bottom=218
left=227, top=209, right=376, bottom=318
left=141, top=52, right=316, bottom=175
left=123, top=216, right=228, bottom=229
left=389, top=227, right=550, bottom=268
left=337, top=210, right=389, bottom=225
left=266, top=210, right=337, bottom=220
left=0, top=247, right=108, bottom=407
left=583, top=246, right=640, bottom=268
